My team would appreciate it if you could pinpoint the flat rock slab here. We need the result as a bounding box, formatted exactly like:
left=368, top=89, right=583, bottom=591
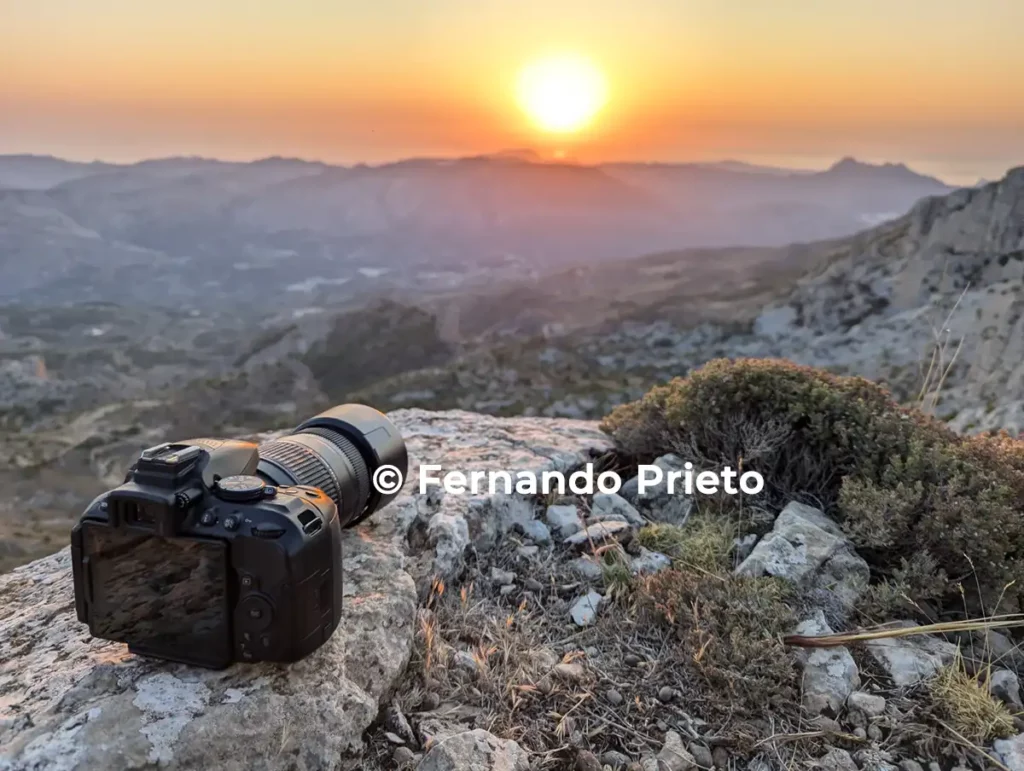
left=0, top=409, right=611, bottom=770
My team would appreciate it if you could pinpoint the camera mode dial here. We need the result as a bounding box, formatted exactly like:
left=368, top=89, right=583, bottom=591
left=215, top=475, right=267, bottom=502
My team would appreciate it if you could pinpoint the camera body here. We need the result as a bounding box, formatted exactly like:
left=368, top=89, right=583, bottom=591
left=71, top=438, right=344, bottom=668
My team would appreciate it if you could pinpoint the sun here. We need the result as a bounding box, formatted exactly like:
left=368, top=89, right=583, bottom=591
left=516, top=54, right=608, bottom=134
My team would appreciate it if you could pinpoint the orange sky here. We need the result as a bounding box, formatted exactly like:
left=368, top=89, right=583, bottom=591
left=3, top=0, right=1023, bottom=183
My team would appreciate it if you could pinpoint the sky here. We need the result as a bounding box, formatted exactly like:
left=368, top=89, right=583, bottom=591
left=2, top=0, right=1023, bottom=184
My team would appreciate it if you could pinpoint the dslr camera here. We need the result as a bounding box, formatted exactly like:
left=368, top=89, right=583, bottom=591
left=70, top=404, right=407, bottom=669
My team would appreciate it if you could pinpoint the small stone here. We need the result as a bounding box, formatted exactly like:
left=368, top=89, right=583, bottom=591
left=992, top=669, right=1023, bottom=710
left=517, top=544, right=540, bottom=559
left=570, top=591, right=605, bottom=626
left=818, top=748, right=857, bottom=771
left=452, top=650, right=479, bottom=677
left=630, top=547, right=671, bottom=576
left=546, top=504, right=583, bottom=538
left=525, top=578, right=544, bottom=592
left=420, top=692, right=441, bottom=711
left=898, top=761, right=925, bottom=771
left=491, top=567, right=516, bottom=585
left=711, top=747, right=729, bottom=769
left=590, top=493, right=646, bottom=527
left=848, top=690, right=886, bottom=716
left=658, top=686, right=675, bottom=703
left=499, top=584, right=516, bottom=596
left=393, top=746, right=416, bottom=766
left=536, top=675, right=553, bottom=694
left=553, top=661, right=587, bottom=683
left=565, top=521, right=631, bottom=548
left=575, top=749, right=602, bottom=771
left=602, top=750, right=632, bottom=769
left=519, top=519, right=552, bottom=544
left=624, top=653, right=643, bottom=667
left=606, top=688, right=624, bottom=706
left=569, top=556, right=605, bottom=581
left=867, top=723, right=883, bottom=741
left=688, top=742, right=713, bottom=768
left=385, top=731, right=406, bottom=745
left=853, top=726, right=867, bottom=740
left=657, top=730, right=696, bottom=771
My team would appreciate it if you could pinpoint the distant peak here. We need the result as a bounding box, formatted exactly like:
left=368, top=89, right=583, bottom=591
left=478, top=148, right=544, bottom=163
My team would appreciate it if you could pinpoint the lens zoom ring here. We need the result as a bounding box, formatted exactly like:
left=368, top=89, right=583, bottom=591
left=257, top=439, right=339, bottom=505
left=299, top=427, right=371, bottom=515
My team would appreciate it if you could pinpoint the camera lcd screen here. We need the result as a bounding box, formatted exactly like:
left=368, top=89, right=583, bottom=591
left=82, top=522, right=231, bottom=665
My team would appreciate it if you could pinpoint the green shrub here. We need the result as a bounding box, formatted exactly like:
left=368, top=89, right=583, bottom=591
left=602, top=358, right=1024, bottom=612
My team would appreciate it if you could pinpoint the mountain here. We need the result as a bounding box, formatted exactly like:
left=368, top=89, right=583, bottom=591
left=0, top=153, right=954, bottom=310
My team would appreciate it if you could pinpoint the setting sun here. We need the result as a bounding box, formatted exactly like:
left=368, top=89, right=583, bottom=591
left=515, top=54, right=609, bottom=134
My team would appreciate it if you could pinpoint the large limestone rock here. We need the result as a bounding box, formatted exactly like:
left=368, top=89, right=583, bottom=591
left=0, top=409, right=610, bottom=770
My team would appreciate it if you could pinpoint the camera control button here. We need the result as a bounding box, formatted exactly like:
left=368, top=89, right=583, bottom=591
left=263, top=486, right=277, bottom=498
left=199, top=512, right=217, bottom=526
left=240, top=574, right=254, bottom=588
left=223, top=515, right=240, bottom=531
left=216, top=475, right=266, bottom=502
left=251, top=522, right=286, bottom=539
left=239, top=596, right=273, bottom=631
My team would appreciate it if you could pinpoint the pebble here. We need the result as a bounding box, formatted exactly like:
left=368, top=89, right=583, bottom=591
left=624, top=653, right=643, bottom=667
left=419, top=692, right=440, bottom=711
left=867, top=723, right=883, bottom=741
left=852, top=726, right=867, bottom=740
left=657, top=686, right=675, bottom=703
left=898, top=761, right=925, bottom=771
left=848, top=690, right=886, bottom=716
left=575, top=750, right=602, bottom=771
left=490, top=567, right=516, bottom=585
left=392, top=746, right=416, bottom=766
left=606, top=688, right=624, bottom=706
left=516, top=544, right=539, bottom=559
left=546, top=504, right=583, bottom=537
left=570, top=591, right=605, bottom=626
left=525, top=577, right=544, bottom=592
left=499, top=584, right=516, bottom=596
left=553, top=661, right=587, bottom=683
left=688, top=742, right=713, bottom=768
left=601, top=750, right=632, bottom=769
left=712, top=747, right=730, bottom=769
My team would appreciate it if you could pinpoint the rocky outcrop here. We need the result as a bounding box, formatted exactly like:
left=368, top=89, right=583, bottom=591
left=0, top=409, right=611, bottom=770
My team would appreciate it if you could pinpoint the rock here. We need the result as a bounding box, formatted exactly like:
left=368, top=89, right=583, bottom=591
left=853, top=748, right=897, bottom=771
left=517, top=519, right=552, bottom=544
left=417, top=729, right=530, bottom=771
left=393, top=745, right=417, bottom=765
left=553, top=662, right=587, bottom=684
left=569, top=556, right=605, bottom=581
left=848, top=690, right=886, bottom=717
left=657, top=686, right=675, bottom=703
left=818, top=748, right=858, bottom=771
left=575, top=749, right=602, bottom=771
left=687, top=742, right=713, bottom=768
left=524, top=577, right=544, bottom=593
left=898, top=761, right=924, bottom=771
left=385, top=703, right=417, bottom=747
left=565, top=521, right=631, bottom=548
left=792, top=611, right=860, bottom=715
left=624, top=653, right=644, bottom=667
left=570, top=591, right=605, bottom=626
left=546, top=504, right=583, bottom=538
left=619, top=455, right=693, bottom=526
left=516, top=545, right=539, bottom=559
left=630, top=548, right=671, bottom=576
left=420, top=692, right=441, bottom=711
left=491, top=567, right=516, bottom=585
left=0, top=408, right=613, bottom=770
left=602, top=750, right=632, bottom=769
left=864, top=622, right=958, bottom=686
left=711, top=747, right=729, bottom=769
left=994, top=733, right=1024, bottom=771
left=733, top=533, right=758, bottom=562
left=589, top=493, right=645, bottom=527
left=428, top=512, right=472, bottom=579
left=867, top=723, right=883, bottom=741
left=993, top=669, right=1023, bottom=710
left=606, top=688, right=624, bottom=706
left=657, top=730, right=696, bottom=771
left=735, top=501, right=869, bottom=612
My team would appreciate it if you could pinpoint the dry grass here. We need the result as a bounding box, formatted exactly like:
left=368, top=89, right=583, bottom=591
left=931, top=649, right=1017, bottom=745
left=635, top=517, right=735, bottom=574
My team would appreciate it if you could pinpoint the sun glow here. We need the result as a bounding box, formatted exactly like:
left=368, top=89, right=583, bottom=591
left=516, top=54, right=608, bottom=133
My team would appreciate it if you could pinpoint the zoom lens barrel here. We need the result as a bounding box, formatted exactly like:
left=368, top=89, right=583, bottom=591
left=255, top=404, right=407, bottom=528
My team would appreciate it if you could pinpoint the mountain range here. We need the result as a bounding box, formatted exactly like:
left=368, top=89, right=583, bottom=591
left=0, top=153, right=952, bottom=310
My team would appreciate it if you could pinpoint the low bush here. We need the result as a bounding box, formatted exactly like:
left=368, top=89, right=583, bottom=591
left=602, top=358, right=1024, bottom=613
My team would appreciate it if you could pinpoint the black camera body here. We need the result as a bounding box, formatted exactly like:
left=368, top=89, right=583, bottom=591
left=70, top=404, right=407, bottom=669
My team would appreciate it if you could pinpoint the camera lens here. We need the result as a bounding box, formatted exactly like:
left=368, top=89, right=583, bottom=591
left=255, top=404, right=408, bottom=528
